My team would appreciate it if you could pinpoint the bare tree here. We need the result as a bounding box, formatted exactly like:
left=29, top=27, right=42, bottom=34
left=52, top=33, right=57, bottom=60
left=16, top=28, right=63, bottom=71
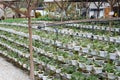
left=116, top=0, right=120, bottom=17
left=54, top=0, right=71, bottom=21
left=0, top=0, right=40, bottom=80
left=0, top=4, right=7, bottom=19
left=94, top=1, right=103, bottom=18
left=107, top=0, right=117, bottom=11
left=80, top=0, right=91, bottom=19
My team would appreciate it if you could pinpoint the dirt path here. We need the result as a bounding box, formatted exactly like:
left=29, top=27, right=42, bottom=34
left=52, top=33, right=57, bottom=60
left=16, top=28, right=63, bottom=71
left=0, top=57, right=30, bottom=80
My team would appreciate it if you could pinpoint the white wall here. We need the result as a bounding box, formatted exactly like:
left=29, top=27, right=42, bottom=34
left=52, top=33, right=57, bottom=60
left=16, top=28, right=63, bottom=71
left=0, top=9, right=4, bottom=18
left=89, top=2, right=108, bottom=18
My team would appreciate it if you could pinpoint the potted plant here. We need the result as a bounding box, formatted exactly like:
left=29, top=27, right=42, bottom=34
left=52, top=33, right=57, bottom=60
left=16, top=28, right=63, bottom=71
left=71, top=71, right=85, bottom=80
left=115, top=71, right=120, bottom=80
left=109, top=53, right=118, bottom=60
left=82, top=47, right=89, bottom=53
left=85, top=61, right=93, bottom=72
left=90, top=50, right=98, bottom=55
left=104, top=63, right=116, bottom=79
left=70, top=60, right=78, bottom=66
left=74, top=45, right=80, bottom=51
left=87, top=55, right=93, bottom=61
left=94, top=57, right=105, bottom=65
left=93, top=62, right=103, bottom=74
left=86, top=75, right=99, bottom=80
left=99, top=50, right=108, bottom=58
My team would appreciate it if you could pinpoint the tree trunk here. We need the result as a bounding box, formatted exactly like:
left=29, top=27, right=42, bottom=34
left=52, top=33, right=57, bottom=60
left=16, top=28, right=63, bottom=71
left=61, top=9, right=66, bottom=22
left=97, top=7, right=100, bottom=18
left=3, top=9, right=7, bottom=19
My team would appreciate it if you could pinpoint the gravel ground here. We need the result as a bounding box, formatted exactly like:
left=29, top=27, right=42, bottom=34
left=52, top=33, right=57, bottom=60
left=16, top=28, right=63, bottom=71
left=0, top=57, right=30, bottom=80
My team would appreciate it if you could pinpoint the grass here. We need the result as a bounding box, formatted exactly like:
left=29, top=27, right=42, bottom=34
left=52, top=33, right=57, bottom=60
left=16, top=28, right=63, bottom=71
left=1, top=18, right=27, bottom=23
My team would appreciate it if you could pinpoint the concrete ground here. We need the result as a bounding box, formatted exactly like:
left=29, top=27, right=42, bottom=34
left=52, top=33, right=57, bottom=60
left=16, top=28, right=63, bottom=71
left=0, top=57, right=30, bottom=80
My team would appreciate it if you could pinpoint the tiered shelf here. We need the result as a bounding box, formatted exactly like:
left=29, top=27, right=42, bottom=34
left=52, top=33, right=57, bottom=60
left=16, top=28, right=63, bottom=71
left=0, top=22, right=120, bottom=80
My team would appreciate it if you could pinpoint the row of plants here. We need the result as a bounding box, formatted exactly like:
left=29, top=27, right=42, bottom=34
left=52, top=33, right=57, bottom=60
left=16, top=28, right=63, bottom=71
left=0, top=27, right=120, bottom=62
left=1, top=23, right=120, bottom=44
left=0, top=44, right=55, bottom=80
left=0, top=26, right=120, bottom=79
left=66, top=23, right=120, bottom=33
left=0, top=25, right=120, bottom=55
left=0, top=32, right=101, bottom=80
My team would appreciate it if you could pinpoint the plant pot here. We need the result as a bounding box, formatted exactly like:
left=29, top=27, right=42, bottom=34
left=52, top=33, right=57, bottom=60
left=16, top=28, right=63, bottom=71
left=74, top=46, right=80, bottom=51
left=94, top=57, right=105, bottom=65
left=61, top=73, right=69, bottom=80
left=65, top=73, right=72, bottom=79
left=71, top=60, right=78, bottom=66
left=18, top=61, right=22, bottom=65
left=42, top=76, right=48, bottom=80
left=94, top=66, right=103, bottom=74
left=69, top=51, right=74, bottom=56
left=93, top=36, right=98, bottom=39
left=115, top=65, right=120, bottom=71
left=38, top=73, right=44, bottom=78
left=83, top=70, right=90, bottom=76
left=107, top=73, right=116, bottom=80
left=109, top=53, right=118, bottom=60
left=110, top=37, right=115, bottom=42
left=82, top=48, right=89, bottom=53
left=45, top=39, right=50, bottom=44
left=41, top=50, right=45, bottom=54
left=86, top=64, right=93, bottom=71
left=104, top=37, right=108, bottom=41
left=87, top=56, right=93, bottom=61
left=50, top=65, right=56, bottom=71
left=90, top=50, right=97, bottom=55
left=25, top=54, right=30, bottom=58
left=99, top=36, right=103, bottom=40
left=56, top=69, right=61, bottom=73
left=87, top=34, right=91, bottom=38
left=79, top=62, right=85, bottom=69
left=58, top=56, right=64, bottom=61
left=67, top=45, right=73, bottom=50
left=23, top=64, right=27, bottom=68
left=47, top=52, right=53, bottom=57
left=41, top=62, right=46, bottom=66
left=27, top=67, right=30, bottom=70
left=56, top=41, right=62, bottom=47
left=117, top=76, right=120, bottom=80
left=83, top=34, right=86, bottom=37
left=116, top=39, right=120, bottom=43
left=99, top=51, right=108, bottom=58
left=34, top=71, right=38, bottom=75
left=14, top=58, right=17, bottom=62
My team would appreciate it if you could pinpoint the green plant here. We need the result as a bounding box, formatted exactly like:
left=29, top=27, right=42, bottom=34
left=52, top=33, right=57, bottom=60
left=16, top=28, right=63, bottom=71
left=71, top=71, right=85, bottom=80
left=87, top=75, right=99, bottom=80
left=115, top=70, right=120, bottom=76
left=62, top=66, right=76, bottom=74
left=35, top=12, right=41, bottom=18
left=104, top=63, right=115, bottom=73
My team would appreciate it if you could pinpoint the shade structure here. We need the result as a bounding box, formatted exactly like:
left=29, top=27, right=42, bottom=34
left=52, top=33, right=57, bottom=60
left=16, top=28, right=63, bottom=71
left=69, top=0, right=108, bottom=2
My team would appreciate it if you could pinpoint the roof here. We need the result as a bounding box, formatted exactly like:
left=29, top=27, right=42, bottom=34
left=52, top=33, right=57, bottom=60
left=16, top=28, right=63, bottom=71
left=44, top=0, right=108, bottom=2
left=69, top=0, right=108, bottom=2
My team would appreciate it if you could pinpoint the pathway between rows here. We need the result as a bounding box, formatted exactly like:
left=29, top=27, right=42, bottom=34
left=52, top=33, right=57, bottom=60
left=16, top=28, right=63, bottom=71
left=0, top=57, right=30, bottom=80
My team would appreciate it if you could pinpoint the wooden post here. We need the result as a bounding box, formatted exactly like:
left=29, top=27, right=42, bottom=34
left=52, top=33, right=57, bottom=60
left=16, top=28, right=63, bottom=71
left=28, top=8, right=35, bottom=80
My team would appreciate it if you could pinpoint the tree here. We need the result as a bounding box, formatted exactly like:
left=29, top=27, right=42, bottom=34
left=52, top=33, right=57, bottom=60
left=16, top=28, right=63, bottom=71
left=116, top=0, right=120, bottom=17
left=0, top=4, right=7, bottom=19
left=54, top=0, right=71, bottom=21
left=94, top=1, right=103, bottom=18
left=0, top=0, right=40, bottom=80
left=107, top=0, right=117, bottom=11
left=107, top=0, right=117, bottom=35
